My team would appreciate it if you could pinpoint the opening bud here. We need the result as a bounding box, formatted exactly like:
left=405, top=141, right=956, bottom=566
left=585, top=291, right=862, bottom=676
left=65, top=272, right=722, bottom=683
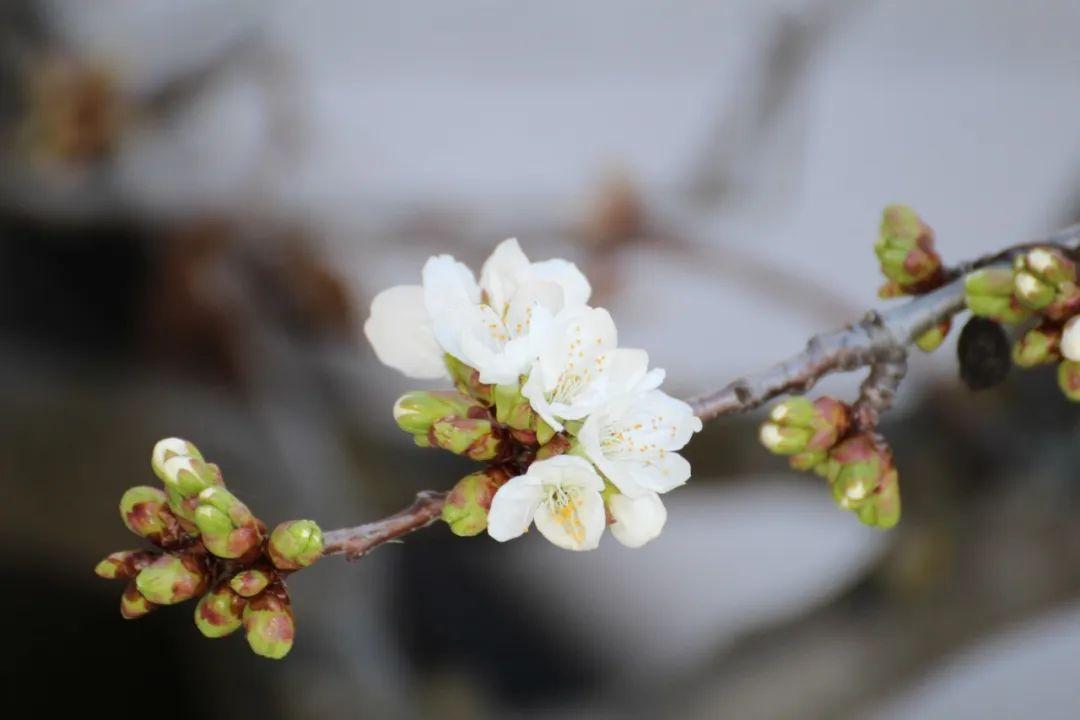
left=160, top=455, right=224, bottom=521
left=825, top=434, right=894, bottom=514
left=151, top=437, right=203, bottom=482
left=194, top=487, right=262, bottom=559
left=195, top=585, right=246, bottom=638
left=441, top=467, right=511, bottom=537
left=759, top=396, right=850, bottom=459
left=267, top=520, right=324, bottom=571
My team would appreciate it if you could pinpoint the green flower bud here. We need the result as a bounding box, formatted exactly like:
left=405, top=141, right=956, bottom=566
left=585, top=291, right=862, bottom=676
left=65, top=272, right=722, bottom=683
left=151, top=437, right=203, bottom=483
left=267, top=520, right=323, bottom=571
left=855, top=467, right=901, bottom=529
left=194, top=487, right=262, bottom=559
left=121, top=581, right=158, bottom=620
left=194, top=585, right=246, bottom=638
left=393, top=390, right=487, bottom=435
left=1012, top=323, right=1061, bottom=367
left=1013, top=247, right=1077, bottom=312
left=825, top=434, right=892, bottom=512
left=915, top=318, right=951, bottom=353
left=534, top=433, right=572, bottom=461
left=429, top=417, right=504, bottom=461
left=160, top=456, right=223, bottom=522
left=1058, top=360, right=1080, bottom=401
left=95, top=550, right=158, bottom=580
left=134, top=553, right=208, bottom=606
left=875, top=205, right=942, bottom=290
left=965, top=268, right=1029, bottom=324
left=243, top=586, right=295, bottom=659
left=119, top=486, right=183, bottom=546
left=759, top=396, right=850, bottom=458
left=441, top=467, right=511, bottom=537
left=789, top=449, right=828, bottom=473
left=445, top=354, right=494, bottom=405
left=229, top=567, right=274, bottom=598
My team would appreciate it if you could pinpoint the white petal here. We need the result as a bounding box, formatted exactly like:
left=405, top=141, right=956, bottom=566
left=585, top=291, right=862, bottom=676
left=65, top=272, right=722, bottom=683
left=614, top=451, right=693, bottom=496
left=530, top=258, right=591, bottom=308
left=533, top=485, right=606, bottom=551
left=1063, top=316, right=1080, bottom=361
left=609, top=491, right=667, bottom=548
left=363, top=285, right=447, bottom=379
left=487, top=475, right=543, bottom=542
left=479, top=238, right=531, bottom=311
left=531, top=453, right=606, bottom=490
left=422, top=254, right=480, bottom=360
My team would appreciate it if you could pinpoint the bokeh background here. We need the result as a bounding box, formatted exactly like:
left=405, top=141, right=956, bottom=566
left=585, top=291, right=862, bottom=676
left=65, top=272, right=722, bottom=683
left=5, top=1, right=1080, bottom=717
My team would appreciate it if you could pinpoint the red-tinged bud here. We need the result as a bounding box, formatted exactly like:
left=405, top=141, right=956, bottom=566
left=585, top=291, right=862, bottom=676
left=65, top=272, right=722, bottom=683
left=95, top=550, right=158, bottom=580
left=393, top=390, right=488, bottom=436
left=243, top=584, right=295, bottom=659
left=965, top=268, right=1029, bottom=324
left=134, top=553, right=208, bottom=606
left=194, top=585, right=246, bottom=638
left=267, top=520, right=323, bottom=571
left=429, top=417, right=504, bottom=461
left=875, top=205, right=942, bottom=293
left=229, top=567, right=274, bottom=598
left=120, top=581, right=158, bottom=619
left=441, top=467, right=511, bottom=537
left=119, top=486, right=186, bottom=546
left=193, top=487, right=262, bottom=559
left=1013, top=323, right=1061, bottom=367
left=915, top=317, right=951, bottom=353
left=759, top=396, right=850, bottom=460
left=1058, top=360, right=1080, bottom=401
left=445, top=354, right=494, bottom=405
left=826, top=434, right=894, bottom=513
left=160, top=455, right=224, bottom=522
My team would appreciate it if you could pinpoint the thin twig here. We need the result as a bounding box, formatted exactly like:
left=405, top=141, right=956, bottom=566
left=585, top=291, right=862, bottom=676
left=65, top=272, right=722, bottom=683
left=322, top=490, right=448, bottom=560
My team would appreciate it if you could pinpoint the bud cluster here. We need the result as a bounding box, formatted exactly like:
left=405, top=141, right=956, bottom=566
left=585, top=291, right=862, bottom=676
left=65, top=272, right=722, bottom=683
left=95, top=438, right=323, bottom=659
left=394, top=356, right=574, bottom=537
left=759, top=397, right=899, bottom=528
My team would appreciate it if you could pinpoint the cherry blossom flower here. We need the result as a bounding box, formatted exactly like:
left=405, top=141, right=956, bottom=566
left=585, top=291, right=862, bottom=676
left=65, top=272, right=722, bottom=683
left=607, top=490, right=667, bottom=548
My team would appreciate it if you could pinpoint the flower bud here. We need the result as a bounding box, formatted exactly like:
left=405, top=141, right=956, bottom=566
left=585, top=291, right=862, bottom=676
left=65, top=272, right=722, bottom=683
left=874, top=205, right=942, bottom=291
left=393, top=390, right=488, bottom=435
left=134, top=553, right=208, bottom=606
left=855, top=467, right=901, bottom=529
left=1061, top=316, right=1080, bottom=362
left=243, top=585, right=295, bottom=659
left=229, top=567, right=274, bottom=598
left=119, top=486, right=184, bottom=546
left=826, top=434, right=893, bottom=511
left=445, top=354, right=494, bottom=404
left=915, top=318, right=951, bottom=353
left=120, top=581, right=158, bottom=620
left=193, top=487, right=262, bottom=559
left=95, top=550, right=158, bottom=580
left=441, top=467, right=511, bottom=537
left=1058, top=360, right=1080, bottom=401
left=759, top=396, right=850, bottom=459
left=159, top=455, right=224, bottom=523
left=151, top=437, right=203, bottom=483
left=964, top=268, right=1028, bottom=324
left=1013, top=323, right=1061, bottom=367
left=267, top=520, right=323, bottom=571
left=429, top=417, right=504, bottom=461
left=1013, top=247, right=1078, bottom=312
left=194, top=585, right=246, bottom=638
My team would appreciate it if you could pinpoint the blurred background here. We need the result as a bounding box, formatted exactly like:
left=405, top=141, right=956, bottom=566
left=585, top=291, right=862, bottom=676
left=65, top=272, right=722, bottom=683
left=5, top=1, right=1080, bottom=717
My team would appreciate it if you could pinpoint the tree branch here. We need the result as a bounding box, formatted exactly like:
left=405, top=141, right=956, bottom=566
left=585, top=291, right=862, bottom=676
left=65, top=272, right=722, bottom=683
left=323, top=223, right=1080, bottom=560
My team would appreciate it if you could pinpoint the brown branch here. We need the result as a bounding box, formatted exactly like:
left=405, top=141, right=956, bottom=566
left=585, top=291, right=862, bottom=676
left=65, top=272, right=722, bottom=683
left=322, top=490, right=448, bottom=561
left=322, top=224, right=1080, bottom=561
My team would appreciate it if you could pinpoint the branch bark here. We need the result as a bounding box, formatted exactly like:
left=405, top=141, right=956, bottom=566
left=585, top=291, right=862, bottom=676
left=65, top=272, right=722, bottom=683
left=322, top=490, right=448, bottom=560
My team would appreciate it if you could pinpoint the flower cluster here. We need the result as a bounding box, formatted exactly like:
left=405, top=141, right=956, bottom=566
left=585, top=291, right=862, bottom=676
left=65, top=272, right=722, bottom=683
left=365, top=239, right=701, bottom=550
left=758, top=397, right=900, bottom=529
left=964, top=246, right=1080, bottom=400
left=95, top=438, right=324, bottom=659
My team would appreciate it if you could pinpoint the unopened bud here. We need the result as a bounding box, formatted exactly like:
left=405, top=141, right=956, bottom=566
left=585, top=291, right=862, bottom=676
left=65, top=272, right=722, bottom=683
left=230, top=567, right=274, bottom=598
left=267, top=520, right=323, bottom=571
left=1013, top=323, right=1061, bottom=367
left=875, top=205, right=942, bottom=291
left=429, top=417, right=503, bottom=461
left=120, top=581, right=158, bottom=620
left=151, top=437, right=203, bottom=483
left=393, top=390, right=487, bottom=435
left=194, top=585, right=246, bottom=638
left=1058, top=360, right=1080, bottom=401
left=134, top=553, right=208, bottom=606
left=759, top=396, right=850, bottom=459
left=964, top=268, right=1028, bottom=324
left=194, top=487, right=262, bottom=559
left=442, top=467, right=511, bottom=537
left=826, top=434, right=892, bottom=511
left=855, top=467, right=901, bottom=529
left=445, top=354, right=494, bottom=405
left=119, top=486, right=184, bottom=546
left=95, top=550, right=158, bottom=580
left=915, top=318, right=951, bottom=353
left=243, top=585, right=295, bottom=659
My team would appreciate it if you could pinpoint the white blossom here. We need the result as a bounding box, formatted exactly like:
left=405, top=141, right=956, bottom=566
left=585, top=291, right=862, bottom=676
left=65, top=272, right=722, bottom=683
left=487, top=454, right=606, bottom=551
left=579, top=388, right=702, bottom=498
left=607, top=491, right=667, bottom=548
left=1062, top=316, right=1080, bottom=361
left=363, top=239, right=590, bottom=384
